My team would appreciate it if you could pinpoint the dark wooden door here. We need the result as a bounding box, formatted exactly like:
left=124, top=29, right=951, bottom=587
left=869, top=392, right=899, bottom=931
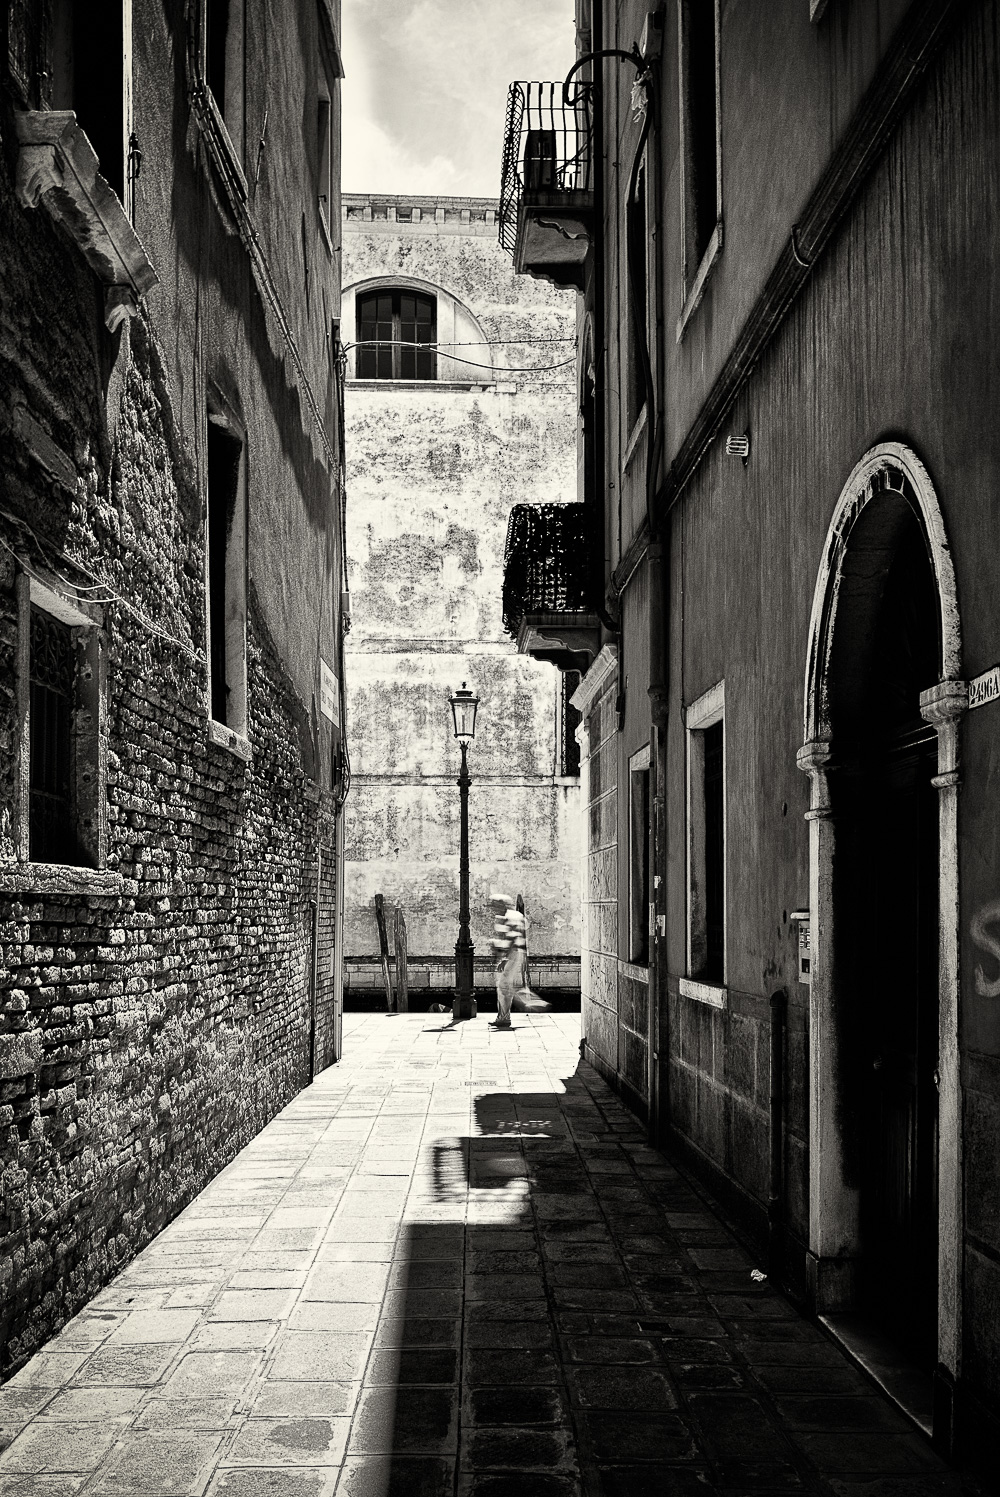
left=855, top=730, right=939, bottom=1364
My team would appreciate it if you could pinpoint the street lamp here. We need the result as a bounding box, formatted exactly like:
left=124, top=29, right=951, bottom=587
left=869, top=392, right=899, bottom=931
left=449, top=682, right=479, bottom=1020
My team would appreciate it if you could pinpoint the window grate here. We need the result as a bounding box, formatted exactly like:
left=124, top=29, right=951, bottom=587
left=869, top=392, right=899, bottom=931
left=502, top=503, right=593, bottom=639
left=29, top=609, right=75, bottom=863
left=561, top=671, right=581, bottom=777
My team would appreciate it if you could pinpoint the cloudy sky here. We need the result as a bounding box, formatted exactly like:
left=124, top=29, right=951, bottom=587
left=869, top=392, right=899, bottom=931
left=341, top=0, right=577, bottom=198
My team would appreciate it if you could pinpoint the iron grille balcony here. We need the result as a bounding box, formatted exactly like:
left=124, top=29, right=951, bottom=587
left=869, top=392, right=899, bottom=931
left=498, top=81, right=594, bottom=289
left=503, top=504, right=600, bottom=672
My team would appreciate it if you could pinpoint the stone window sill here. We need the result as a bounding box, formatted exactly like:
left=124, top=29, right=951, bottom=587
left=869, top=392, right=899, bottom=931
left=679, top=976, right=727, bottom=1009
left=0, top=863, right=124, bottom=896
left=623, top=402, right=648, bottom=472
left=676, top=219, right=724, bottom=343
left=207, top=718, right=252, bottom=762
left=14, top=111, right=158, bottom=331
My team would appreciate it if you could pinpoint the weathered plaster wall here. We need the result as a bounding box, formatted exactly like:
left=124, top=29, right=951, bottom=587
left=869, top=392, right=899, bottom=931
left=576, top=0, right=999, bottom=1448
left=342, top=195, right=580, bottom=993
left=0, top=0, right=344, bottom=1371
left=576, top=657, right=620, bottom=1083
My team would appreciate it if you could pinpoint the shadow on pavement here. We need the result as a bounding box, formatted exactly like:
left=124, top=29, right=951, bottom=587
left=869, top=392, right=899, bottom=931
left=350, top=1044, right=985, bottom=1497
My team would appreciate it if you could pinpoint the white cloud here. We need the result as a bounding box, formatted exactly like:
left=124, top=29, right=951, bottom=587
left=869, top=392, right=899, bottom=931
left=342, top=0, right=576, bottom=197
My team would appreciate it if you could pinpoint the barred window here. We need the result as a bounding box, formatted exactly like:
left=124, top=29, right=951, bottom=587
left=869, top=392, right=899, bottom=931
left=356, top=290, right=436, bottom=380
left=702, top=719, right=725, bottom=981
left=686, top=681, right=726, bottom=986
left=206, top=412, right=247, bottom=732
left=29, top=608, right=76, bottom=864
left=629, top=745, right=651, bottom=965
left=560, top=670, right=581, bottom=777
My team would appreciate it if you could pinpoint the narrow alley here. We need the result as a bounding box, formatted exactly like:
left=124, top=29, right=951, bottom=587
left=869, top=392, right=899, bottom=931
left=0, top=1013, right=975, bottom=1497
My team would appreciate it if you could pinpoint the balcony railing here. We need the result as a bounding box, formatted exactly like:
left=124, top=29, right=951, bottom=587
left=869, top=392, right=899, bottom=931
left=498, top=82, right=594, bottom=286
left=504, top=497, right=596, bottom=619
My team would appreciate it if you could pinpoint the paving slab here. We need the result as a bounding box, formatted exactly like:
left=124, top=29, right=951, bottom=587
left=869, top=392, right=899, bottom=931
left=0, top=1012, right=990, bottom=1495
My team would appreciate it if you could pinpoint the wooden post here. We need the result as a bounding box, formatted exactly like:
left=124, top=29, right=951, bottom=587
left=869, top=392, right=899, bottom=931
left=374, top=893, right=393, bottom=1011
left=394, top=905, right=408, bottom=1014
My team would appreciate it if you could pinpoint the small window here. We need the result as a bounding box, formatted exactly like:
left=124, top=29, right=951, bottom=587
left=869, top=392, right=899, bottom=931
left=51, top=0, right=129, bottom=203
left=686, top=682, right=725, bottom=985
left=627, top=157, right=648, bottom=426
left=702, top=721, right=725, bottom=979
left=560, top=671, right=581, bottom=777
left=29, top=608, right=75, bottom=863
left=356, top=290, right=437, bottom=381
left=316, top=24, right=339, bottom=240
left=23, top=589, right=104, bottom=869
left=206, top=0, right=245, bottom=159
left=317, top=89, right=332, bottom=224
left=680, top=0, right=722, bottom=281
left=629, top=746, right=651, bottom=965
left=206, top=414, right=247, bottom=731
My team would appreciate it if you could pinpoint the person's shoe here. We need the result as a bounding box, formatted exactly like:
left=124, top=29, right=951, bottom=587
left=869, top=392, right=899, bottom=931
left=489, top=1017, right=512, bottom=1029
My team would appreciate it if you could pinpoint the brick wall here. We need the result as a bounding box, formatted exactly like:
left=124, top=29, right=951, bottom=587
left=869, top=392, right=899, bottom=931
left=0, top=0, right=343, bottom=1373
left=0, top=563, right=340, bottom=1373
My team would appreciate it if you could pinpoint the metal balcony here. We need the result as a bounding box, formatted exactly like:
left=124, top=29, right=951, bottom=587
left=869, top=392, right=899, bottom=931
left=498, top=81, right=594, bottom=290
left=503, top=504, right=601, bottom=671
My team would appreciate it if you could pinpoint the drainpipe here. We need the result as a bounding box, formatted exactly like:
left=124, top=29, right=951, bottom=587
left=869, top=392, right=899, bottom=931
left=768, top=988, right=787, bottom=1274
left=620, top=27, right=667, bottom=1144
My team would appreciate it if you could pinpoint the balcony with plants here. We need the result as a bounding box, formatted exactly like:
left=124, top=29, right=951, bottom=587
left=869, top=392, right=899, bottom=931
left=502, top=504, right=601, bottom=672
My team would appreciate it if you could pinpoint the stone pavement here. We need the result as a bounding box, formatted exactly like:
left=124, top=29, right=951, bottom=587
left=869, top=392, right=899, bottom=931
left=0, top=1012, right=985, bottom=1497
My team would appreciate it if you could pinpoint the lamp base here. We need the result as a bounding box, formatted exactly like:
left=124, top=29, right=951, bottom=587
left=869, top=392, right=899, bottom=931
left=452, top=995, right=478, bottom=1021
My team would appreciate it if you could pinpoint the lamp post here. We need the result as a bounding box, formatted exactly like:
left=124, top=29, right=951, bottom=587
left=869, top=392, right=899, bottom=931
left=449, top=682, right=479, bottom=1021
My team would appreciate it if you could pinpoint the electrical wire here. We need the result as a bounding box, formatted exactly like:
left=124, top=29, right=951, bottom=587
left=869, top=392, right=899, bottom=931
left=0, top=515, right=206, bottom=665
left=348, top=337, right=576, bottom=346
left=343, top=340, right=576, bottom=375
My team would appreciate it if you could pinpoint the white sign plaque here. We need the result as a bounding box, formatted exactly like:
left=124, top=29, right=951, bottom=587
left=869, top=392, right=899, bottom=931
left=969, top=665, right=1000, bottom=711
left=320, top=659, right=339, bottom=723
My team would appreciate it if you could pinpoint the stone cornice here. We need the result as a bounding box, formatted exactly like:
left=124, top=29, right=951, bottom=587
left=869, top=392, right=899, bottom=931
left=343, top=193, right=499, bottom=233
left=14, top=111, right=158, bottom=332
left=570, top=643, right=619, bottom=717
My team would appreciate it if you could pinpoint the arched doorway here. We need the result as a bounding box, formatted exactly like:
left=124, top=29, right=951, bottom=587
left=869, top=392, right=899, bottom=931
left=830, top=504, right=940, bottom=1362
left=798, top=444, right=965, bottom=1420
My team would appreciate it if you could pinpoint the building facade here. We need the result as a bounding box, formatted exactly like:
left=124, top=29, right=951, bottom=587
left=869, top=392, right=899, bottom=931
left=341, top=192, right=581, bottom=1004
left=501, top=0, right=999, bottom=1468
left=0, top=0, right=346, bottom=1370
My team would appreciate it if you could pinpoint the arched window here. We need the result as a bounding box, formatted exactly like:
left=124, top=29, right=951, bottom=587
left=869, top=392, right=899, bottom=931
left=356, top=289, right=436, bottom=380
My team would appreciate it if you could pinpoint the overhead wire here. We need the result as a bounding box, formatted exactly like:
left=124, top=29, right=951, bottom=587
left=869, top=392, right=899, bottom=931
left=342, top=340, right=576, bottom=375
left=0, top=510, right=206, bottom=665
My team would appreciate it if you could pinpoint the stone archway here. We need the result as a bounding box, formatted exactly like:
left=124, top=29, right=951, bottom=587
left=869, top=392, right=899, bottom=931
left=797, top=443, right=965, bottom=1402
